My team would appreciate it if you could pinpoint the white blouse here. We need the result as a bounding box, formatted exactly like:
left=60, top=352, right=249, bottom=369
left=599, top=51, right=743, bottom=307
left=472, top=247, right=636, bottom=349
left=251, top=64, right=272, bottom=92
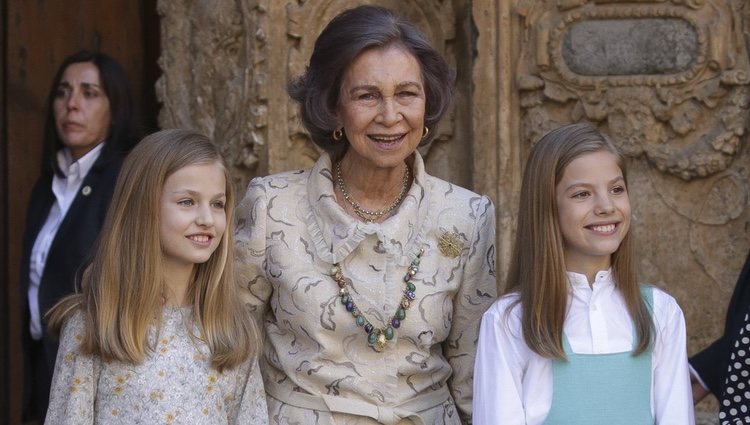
left=28, top=144, right=104, bottom=339
left=472, top=270, right=694, bottom=425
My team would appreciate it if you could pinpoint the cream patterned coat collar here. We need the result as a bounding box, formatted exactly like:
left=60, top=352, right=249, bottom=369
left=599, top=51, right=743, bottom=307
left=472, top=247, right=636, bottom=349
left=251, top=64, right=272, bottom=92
left=303, top=152, right=431, bottom=266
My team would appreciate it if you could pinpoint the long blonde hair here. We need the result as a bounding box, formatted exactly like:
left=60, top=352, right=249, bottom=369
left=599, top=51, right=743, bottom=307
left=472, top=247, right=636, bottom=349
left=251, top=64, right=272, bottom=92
left=506, top=122, right=652, bottom=359
left=48, top=129, right=259, bottom=371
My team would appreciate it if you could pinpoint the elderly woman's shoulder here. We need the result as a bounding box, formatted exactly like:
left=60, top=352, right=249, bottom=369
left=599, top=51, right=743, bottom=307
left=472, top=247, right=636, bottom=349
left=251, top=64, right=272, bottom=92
left=425, top=174, right=490, bottom=201
left=424, top=174, right=494, bottom=218
left=248, top=168, right=312, bottom=193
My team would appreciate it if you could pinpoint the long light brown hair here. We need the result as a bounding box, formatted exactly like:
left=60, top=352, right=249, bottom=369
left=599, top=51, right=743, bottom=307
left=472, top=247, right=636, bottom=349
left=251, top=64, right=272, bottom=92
left=48, top=129, right=259, bottom=371
left=506, top=123, right=652, bottom=359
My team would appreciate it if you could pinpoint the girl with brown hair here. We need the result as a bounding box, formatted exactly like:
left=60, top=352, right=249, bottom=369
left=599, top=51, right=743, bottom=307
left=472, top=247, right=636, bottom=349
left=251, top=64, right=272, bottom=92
left=473, top=123, right=693, bottom=424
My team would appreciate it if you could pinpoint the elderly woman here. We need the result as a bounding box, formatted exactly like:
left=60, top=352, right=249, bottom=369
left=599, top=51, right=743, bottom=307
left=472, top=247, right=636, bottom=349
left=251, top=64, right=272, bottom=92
left=20, top=50, right=141, bottom=422
left=235, top=5, right=496, bottom=425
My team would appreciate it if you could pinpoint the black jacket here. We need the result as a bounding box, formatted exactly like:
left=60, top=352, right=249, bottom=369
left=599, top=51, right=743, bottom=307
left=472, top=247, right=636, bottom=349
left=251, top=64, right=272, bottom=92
left=690, top=252, right=750, bottom=395
left=20, top=152, right=124, bottom=376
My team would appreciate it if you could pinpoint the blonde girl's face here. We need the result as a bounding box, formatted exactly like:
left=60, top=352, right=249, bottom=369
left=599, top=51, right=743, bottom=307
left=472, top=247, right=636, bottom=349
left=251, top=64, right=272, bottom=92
left=555, top=150, right=631, bottom=276
left=159, top=161, right=227, bottom=272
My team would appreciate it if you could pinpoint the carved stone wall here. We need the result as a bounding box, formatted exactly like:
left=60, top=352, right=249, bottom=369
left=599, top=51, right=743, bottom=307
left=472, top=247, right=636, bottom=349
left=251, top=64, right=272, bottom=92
left=156, top=0, right=267, bottom=188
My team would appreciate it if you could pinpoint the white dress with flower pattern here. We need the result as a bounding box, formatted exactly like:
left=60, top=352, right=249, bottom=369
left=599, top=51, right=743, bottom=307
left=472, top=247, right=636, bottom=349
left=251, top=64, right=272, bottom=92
left=45, top=308, right=268, bottom=425
left=235, top=152, right=497, bottom=424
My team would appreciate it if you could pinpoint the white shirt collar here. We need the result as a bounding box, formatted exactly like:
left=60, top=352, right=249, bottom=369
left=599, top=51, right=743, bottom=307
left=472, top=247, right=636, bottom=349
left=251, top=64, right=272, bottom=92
left=56, top=142, right=105, bottom=180
left=566, top=268, right=614, bottom=288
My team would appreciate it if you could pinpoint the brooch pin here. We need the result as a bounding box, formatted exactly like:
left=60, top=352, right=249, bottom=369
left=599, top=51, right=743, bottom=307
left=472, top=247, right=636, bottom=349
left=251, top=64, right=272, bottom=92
left=438, top=231, right=463, bottom=258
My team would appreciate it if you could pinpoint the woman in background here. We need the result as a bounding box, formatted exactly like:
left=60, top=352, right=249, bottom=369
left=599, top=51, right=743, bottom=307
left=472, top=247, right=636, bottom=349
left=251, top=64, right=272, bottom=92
left=691, top=251, right=750, bottom=423
left=20, top=49, right=141, bottom=422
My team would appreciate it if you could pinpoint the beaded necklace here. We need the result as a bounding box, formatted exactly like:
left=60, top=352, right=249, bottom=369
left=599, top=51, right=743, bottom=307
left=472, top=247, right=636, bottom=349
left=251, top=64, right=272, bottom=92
left=330, top=248, right=424, bottom=352
left=335, top=161, right=410, bottom=223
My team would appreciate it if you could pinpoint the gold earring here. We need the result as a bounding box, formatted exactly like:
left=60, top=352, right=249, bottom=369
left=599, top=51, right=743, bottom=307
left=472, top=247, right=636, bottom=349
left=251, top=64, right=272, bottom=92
left=422, top=126, right=430, bottom=139
left=332, top=128, right=343, bottom=141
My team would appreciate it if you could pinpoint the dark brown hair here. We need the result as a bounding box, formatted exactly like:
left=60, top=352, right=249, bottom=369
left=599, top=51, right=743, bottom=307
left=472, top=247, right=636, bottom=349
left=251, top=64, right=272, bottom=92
left=288, top=5, right=455, bottom=157
left=42, top=50, right=142, bottom=177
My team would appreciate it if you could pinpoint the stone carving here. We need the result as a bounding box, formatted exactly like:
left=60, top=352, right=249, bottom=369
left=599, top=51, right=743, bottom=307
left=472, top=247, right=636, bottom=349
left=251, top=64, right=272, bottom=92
left=517, top=0, right=750, bottom=180
left=156, top=0, right=268, bottom=188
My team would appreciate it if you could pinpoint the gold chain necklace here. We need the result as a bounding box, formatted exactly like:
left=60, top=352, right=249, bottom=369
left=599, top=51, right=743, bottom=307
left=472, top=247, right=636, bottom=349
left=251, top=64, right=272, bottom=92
left=335, top=161, right=410, bottom=222
left=330, top=248, right=424, bottom=352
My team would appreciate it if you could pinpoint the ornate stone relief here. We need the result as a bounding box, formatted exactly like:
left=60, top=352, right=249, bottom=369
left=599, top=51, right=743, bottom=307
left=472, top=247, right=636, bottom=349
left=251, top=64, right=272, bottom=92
left=155, top=0, right=268, bottom=187
left=516, top=0, right=750, bottom=180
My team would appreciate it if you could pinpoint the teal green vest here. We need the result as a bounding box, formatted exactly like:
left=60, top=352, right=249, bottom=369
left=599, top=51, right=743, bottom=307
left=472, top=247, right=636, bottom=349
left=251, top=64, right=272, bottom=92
left=543, top=286, right=654, bottom=425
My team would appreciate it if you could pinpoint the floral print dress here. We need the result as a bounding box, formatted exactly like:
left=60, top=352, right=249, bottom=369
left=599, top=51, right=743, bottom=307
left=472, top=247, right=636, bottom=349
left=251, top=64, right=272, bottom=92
left=45, top=308, right=268, bottom=425
left=235, top=152, right=497, bottom=424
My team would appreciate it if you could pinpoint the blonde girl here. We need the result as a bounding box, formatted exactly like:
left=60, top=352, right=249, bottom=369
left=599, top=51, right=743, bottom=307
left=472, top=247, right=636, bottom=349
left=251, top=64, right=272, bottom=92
left=45, top=129, right=267, bottom=424
left=473, top=123, right=693, bottom=424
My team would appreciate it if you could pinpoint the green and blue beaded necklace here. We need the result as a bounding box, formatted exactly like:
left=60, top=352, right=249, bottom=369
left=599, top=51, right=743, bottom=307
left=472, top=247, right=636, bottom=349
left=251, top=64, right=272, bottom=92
left=330, top=248, right=424, bottom=352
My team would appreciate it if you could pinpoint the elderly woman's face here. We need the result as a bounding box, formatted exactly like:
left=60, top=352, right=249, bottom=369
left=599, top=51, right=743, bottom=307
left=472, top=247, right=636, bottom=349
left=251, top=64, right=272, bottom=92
left=53, top=61, right=112, bottom=161
left=336, top=45, right=425, bottom=170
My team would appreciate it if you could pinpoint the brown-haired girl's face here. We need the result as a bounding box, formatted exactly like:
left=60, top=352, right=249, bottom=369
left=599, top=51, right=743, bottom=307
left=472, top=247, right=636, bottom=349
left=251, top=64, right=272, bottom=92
left=53, top=61, right=112, bottom=160
left=159, top=161, right=227, bottom=272
left=555, top=150, right=631, bottom=275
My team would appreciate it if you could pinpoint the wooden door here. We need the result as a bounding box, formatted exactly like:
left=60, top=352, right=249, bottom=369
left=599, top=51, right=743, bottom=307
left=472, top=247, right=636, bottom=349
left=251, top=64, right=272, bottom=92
left=4, top=1, right=159, bottom=422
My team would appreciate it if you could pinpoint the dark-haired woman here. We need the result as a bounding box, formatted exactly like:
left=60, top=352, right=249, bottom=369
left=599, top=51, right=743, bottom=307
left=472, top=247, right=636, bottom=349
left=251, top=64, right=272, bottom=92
left=235, top=5, right=496, bottom=424
left=20, top=50, right=141, bottom=422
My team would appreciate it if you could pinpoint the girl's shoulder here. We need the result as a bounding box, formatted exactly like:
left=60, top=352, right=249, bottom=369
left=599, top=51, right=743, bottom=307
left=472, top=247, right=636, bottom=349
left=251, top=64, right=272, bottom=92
left=480, top=292, right=529, bottom=348
left=484, top=292, right=523, bottom=322
left=641, top=284, right=683, bottom=310
left=57, top=309, right=88, bottom=353
left=59, top=307, right=86, bottom=335
left=639, top=284, right=686, bottom=328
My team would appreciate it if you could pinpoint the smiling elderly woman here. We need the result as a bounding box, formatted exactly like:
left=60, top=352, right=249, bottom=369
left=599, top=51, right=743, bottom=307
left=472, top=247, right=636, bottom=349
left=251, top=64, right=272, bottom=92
left=235, top=5, right=497, bottom=425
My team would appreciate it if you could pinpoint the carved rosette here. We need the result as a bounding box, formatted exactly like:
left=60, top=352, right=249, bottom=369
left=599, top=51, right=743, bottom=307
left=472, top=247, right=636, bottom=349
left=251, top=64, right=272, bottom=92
left=517, top=0, right=750, bottom=180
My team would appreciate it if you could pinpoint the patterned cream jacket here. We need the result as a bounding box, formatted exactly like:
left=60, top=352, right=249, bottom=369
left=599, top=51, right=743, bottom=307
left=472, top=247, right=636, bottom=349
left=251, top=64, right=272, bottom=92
left=235, top=152, right=497, bottom=425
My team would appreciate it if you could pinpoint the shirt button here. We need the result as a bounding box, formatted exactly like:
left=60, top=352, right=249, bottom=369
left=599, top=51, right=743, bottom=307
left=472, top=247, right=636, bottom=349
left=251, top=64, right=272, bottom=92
left=82, top=186, right=92, bottom=196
